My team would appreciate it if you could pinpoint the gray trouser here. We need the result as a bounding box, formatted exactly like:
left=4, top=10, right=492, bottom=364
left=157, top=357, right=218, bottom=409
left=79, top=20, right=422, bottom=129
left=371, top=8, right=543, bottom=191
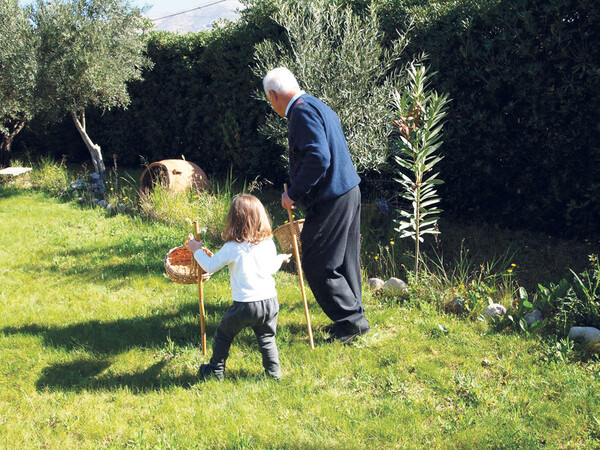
left=208, top=297, right=280, bottom=377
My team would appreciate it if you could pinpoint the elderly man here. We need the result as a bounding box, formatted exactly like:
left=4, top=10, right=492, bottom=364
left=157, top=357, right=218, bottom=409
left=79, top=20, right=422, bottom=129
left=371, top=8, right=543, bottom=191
left=263, top=67, right=370, bottom=344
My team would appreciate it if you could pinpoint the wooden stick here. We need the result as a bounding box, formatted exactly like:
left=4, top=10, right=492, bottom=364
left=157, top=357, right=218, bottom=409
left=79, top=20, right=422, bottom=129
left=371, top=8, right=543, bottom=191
left=193, top=220, right=207, bottom=356
left=284, top=184, right=314, bottom=349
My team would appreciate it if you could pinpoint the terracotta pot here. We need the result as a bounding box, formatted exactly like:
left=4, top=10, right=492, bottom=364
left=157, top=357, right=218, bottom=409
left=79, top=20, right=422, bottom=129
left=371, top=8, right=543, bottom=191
left=140, top=159, right=211, bottom=193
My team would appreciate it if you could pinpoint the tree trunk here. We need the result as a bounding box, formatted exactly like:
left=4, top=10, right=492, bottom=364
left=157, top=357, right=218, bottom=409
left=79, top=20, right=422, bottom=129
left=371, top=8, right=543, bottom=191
left=0, top=119, right=26, bottom=168
left=71, top=111, right=106, bottom=178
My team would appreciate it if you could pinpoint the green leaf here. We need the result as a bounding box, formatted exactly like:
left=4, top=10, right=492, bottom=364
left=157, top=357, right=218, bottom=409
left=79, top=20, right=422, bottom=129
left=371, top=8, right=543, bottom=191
left=519, top=318, right=527, bottom=332
left=518, top=287, right=528, bottom=302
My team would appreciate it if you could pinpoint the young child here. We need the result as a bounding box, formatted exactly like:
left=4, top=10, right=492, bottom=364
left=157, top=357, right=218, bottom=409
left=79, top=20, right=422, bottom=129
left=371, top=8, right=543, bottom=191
left=186, top=194, right=291, bottom=380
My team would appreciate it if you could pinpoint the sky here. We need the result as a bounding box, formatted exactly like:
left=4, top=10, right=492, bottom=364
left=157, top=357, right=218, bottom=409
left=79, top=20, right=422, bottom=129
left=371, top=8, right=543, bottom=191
left=18, top=0, right=245, bottom=33
left=138, top=0, right=244, bottom=32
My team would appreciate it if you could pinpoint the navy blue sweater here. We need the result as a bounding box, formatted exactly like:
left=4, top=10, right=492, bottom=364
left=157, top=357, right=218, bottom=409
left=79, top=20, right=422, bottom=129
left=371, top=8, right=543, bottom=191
left=286, top=94, right=360, bottom=207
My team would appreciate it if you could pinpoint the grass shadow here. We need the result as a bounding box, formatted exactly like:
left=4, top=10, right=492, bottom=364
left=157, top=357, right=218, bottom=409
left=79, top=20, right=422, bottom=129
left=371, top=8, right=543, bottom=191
left=36, top=360, right=282, bottom=392
left=35, top=357, right=199, bottom=392
left=0, top=302, right=226, bottom=354
left=32, top=240, right=177, bottom=282
left=0, top=184, right=24, bottom=199
left=4, top=300, right=319, bottom=392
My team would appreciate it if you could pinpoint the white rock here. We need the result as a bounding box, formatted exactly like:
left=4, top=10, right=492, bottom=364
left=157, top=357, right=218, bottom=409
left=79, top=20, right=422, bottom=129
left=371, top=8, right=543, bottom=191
left=568, top=326, right=600, bottom=344
left=524, top=309, right=543, bottom=325
left=382, top=277, right=407, bottom=293
left=483, top=303, right=506, bottom=318
left=367, top=278, right=385, bottom=291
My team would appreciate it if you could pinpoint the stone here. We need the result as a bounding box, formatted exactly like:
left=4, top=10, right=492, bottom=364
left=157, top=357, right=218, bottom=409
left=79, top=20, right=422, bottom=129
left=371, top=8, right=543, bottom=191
left=367, top=278, right=385, bottom=291
left=568, top=326, right=600, bottom=345
left=483, top=303, right=506, bottom=318
left=445, top=296, right=468, bottom=315
left=382, top=277, right=407, bottom=293
left=89, top=173, right=104, bottom=195
left=524, top=309, right=543, bottom=325
left=70, top=179, right=86, bottom=190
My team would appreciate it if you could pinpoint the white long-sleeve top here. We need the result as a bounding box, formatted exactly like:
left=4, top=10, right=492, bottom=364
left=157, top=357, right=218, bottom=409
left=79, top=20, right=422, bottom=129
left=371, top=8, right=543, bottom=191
left=193, top=239, right=286, bottom=302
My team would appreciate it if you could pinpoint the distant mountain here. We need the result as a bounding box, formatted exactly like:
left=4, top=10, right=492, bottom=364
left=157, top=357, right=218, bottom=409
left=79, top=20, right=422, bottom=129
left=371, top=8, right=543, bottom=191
left=148, top=0, right=244, bottom=33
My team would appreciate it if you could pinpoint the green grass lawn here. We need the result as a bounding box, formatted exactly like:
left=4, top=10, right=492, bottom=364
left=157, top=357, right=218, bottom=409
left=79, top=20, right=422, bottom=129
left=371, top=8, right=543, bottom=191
left=1, top=188, right=599, bottom=448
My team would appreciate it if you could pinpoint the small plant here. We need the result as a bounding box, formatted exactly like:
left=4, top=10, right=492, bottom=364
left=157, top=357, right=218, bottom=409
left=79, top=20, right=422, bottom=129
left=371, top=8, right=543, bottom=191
left=540, top=255, right=600, bottom=336
left=493, top=286, right=539, bottom=333
left=104, top=156, right=137, bottom=215
left=139, top=170, right=239, bottom=244
left=423, top=244, right=517, bottom=318
left=539, top=336, right=575, bottom=364
left=570, top=254, right=600, bottom=324
left=361, top=237, right=409, bottom=281
left=392, top=62, right=450, bottom=280
left=29, top=156, right=71, bottom=196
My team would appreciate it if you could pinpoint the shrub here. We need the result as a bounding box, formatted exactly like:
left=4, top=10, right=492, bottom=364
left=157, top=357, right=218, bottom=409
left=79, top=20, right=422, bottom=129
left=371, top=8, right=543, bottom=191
left=379, top=0, right=600, bottom=236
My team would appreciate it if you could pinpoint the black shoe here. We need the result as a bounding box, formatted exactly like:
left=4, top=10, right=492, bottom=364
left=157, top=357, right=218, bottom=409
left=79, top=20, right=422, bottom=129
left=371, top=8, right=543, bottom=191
left=323, top=323, right=339, bottom=336
left=263, top=371, right=282, bottom=382
left=326, top=325, right=371, bottom=345
left=198, top=363, right=224, bottom=381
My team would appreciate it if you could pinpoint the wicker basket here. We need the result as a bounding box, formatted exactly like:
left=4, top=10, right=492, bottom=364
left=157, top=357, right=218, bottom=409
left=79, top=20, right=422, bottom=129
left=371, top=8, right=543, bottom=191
left=165, top=246, right=213, bottom=284
left=273, top=219, right=304, bottom=255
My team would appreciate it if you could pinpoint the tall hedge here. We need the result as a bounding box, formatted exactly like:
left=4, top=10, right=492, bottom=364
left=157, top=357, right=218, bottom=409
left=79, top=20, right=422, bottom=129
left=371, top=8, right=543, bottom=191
left=378, top=0, right=600, bottom=236
left=15, top=0, right=600, bottom=237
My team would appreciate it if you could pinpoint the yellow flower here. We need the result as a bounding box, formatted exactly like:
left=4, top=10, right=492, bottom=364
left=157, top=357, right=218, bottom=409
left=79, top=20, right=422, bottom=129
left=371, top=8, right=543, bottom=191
left=390, top=240, right=395, bottom=245
left=374, top=255, right=379, bottom=260
left=123, top=196, right=128, bottom=201
left=511, top=263, right=516, bottom=267
left=507, top=269, right=513, bottom=273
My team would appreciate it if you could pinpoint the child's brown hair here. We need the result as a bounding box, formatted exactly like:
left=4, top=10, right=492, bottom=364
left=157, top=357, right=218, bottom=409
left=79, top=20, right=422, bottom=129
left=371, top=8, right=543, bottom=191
left=222, top=194, right=273, bottom=243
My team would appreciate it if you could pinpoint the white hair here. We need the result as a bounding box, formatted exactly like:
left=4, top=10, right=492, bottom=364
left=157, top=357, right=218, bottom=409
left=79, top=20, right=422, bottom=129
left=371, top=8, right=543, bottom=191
left=263, top=67, right=300, bottom=96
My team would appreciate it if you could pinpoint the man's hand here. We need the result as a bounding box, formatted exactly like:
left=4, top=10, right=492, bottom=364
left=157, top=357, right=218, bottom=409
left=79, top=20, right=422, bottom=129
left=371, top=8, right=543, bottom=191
left=281, top=191, right=295, bottom=210
left=186, top=234, right=203, bottom=253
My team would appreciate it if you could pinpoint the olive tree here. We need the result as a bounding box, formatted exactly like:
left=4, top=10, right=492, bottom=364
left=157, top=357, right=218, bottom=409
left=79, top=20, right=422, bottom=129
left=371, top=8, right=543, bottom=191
left=252, top=0, right=411, bottom=172
left=32, top=0, right=152, bottom=177
left=0, top=0, right=38, bottom=166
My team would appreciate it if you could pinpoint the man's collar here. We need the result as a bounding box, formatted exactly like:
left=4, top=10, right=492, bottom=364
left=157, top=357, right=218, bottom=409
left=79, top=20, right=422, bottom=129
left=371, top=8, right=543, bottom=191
left=285, top=90, right=305, bottom=117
